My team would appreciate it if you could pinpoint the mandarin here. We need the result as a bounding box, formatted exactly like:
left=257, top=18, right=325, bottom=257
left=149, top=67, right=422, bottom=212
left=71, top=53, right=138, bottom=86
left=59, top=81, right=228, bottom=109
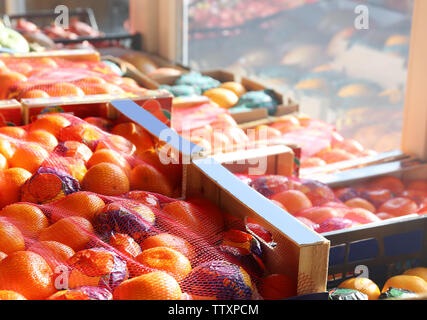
left=140, top=233, right=196, bottom=262
left=38, top=216, right=94, bottom=252
left=0, top=290, right=26, bottom=300
left=382, top=275, right=427, bottom=294
left=378, top=197, right=418, bottom=217
left=82, top=163, right=130, bottom=196
left=87, top=149, right=131, bottom=176
left=0, top=168, right=32, bottom=208
left=270, top=190, right=313, bottom=215
left=0, top=126, right=27, bottom=139
left=111, top=122, right=154, bottom=153
left=30, top=115, right=71, bottom=138
left=338, top=277, right=381, bottom=300
left=110, top=233, right=142, bottom=258
left=113, top=271, right=182, bottom=300
left=0, top=218, right=25, bottom=254
left=28, top=241, right=75, bottom=270
left=50, top=192, right=105, bottom=222
left=9, top=143, right=49, bottom=173
left=344, top=197, right=376, bottom=213
left=0, top=251, right=55, bottom=300
left=26, top=130, right=58, bottom=151
left=0, top=203, right=48, bottom=239
left=130, top=163, right=174, bottom=197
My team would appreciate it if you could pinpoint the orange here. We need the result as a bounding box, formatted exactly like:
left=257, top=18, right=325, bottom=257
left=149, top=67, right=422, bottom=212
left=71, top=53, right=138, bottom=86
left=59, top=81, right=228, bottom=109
left=87, top=149, right=131, bottom=176
left=110, top=233, right=142, bottom=258
left=0, top=252, right=6, bottom=262
left=140, top=233, right=196, bottom=262
left=270, top=190, right=313, bottom=215
left=203, top=88, right=239, bottom=109
left=74, top=76, right=106, bottom=85
left=0, top=168, right=32, bottom=208
left=161, top=201, right=202, bottom=232
left=219, top=82, right=247, bottom=97
left=0, top=153, right=7, bottom=171
left=59, top=123, right=103, bottom=148
left=82, top=163, right=130, bottom=196
left=56, top=140, right=93, bottom=163
left=370, top=176, right=405, bottom=195
left=338, top=277, right=381, bottom=300
left=344, top=197, right=376, bottom=213
left=0, top=137, right=15, bottom=160
left=9, top=143, right=49, bottom=173
left=26, top=130, right=58, bottom=151
left=135, top=247, right=191, bottom=282
left=403, top=267, right=427, bottom=282
left=0, top=251, right=55, bottom=300
left=300, top=157, right=327, bottom=168
left=30, top=115, right=71, bottom=138
left=361, top=188, right=393, bottom=206
left=0, top=203, right=48, bottom=239
left=20, top=89, right=50, bottom=99
left=378, top=197, right=418, bottom=217
left=44, top=83, right=85, bottom=98
left=407, top=180, right=427, bottom=192
left=344, top=208, right=381, bottom=224
left=11, top=63, right=33, bottom=76
left=38, top=216, right=94, bottom=252
left=113, top=271, right=182, bottom=300
left=0, top=218, right=25, bottom=254
left=0, top=72, right=27, bottom=99
left=111, top=122, right=154, bottom=153
left=95, top=135, right=136, bottom=155
left=319, top=148, right=356, bottom=164
left=382, top=275, right=427, bottom=294
left=50, top=192, right=105, bottom=222
left=0, top=126, right=27, bottom=139
left=38, top=57, right=58, bottom=68
left=259, top=274, right=297, bottom=300
left=270, top=115, right=301, bottom=133
left=83, top=117, right=113, bottom=132
left=78, top=83, right=125, bottom=95
left=251, top=125, right=282, bottom=142
left=28, top=241, right=75, bottom=270
left=130, top=163, right=174, bottom=197
left=376, top=212, right=394, bottom=220
left=0, top=290, right=26, bottom=300
left=211, top=131, right=232, bottom=153
left=297, top=207, right=343, bottom=224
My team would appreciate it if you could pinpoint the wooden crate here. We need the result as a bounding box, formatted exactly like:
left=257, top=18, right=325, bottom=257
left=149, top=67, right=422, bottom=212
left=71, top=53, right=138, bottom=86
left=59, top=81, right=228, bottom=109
left=319, top=160, right=427, bottom=290
left=111, top=99, right=330, bottom=296
left=0, top=99, right=23, bottom=126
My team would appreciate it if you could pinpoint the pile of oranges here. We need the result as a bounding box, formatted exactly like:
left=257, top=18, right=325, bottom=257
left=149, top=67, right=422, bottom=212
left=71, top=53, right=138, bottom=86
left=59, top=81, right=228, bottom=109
left=0, top=112, right=295, bottom=300
left=0, top=57, right=149, bottom=101
left=243, top=174, right=427, bottom=233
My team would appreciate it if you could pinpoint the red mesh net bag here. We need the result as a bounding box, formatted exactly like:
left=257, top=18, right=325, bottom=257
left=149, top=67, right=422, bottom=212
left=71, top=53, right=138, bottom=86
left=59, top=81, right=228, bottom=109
left=238, top=173, right=426, bottom=234
left=0, top=112, right=296, bottom=300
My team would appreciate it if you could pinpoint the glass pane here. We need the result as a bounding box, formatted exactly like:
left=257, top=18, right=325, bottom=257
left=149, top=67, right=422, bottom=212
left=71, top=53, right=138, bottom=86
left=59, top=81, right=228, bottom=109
left=188, top=0, right=414, bottom=154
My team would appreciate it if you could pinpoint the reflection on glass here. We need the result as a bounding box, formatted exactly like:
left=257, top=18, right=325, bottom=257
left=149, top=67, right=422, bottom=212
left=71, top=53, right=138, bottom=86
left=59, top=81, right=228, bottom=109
left=188, top=0, right=413, bottom=153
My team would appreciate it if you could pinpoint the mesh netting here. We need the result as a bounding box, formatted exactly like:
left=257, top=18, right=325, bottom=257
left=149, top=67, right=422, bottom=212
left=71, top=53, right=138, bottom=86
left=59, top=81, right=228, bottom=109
left=0, top=56, right=148, bottom=101
left=239, top=174, right=427, bottom=234
left=0, top=112, right=296, bottom=300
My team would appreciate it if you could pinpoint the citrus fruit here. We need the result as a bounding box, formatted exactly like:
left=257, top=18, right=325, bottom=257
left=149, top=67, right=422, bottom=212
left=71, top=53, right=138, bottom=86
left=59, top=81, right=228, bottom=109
left=259, top=274, right=297, bottom=300
left=28, top=240, right=75, bottom=271
left=87, top=149, right=131, bottom=176
left=0, top=71, right=27, bottom=99
left=50, top=192, right=105, bottom=222
left=109, top=233, right=142, bottom=258
left=338, top=277, right=381, bottom=300
left=140, top=233, right=196, bottom=262
left=26, top=130, right=58, bottom=151
left=0, top=126, right=27, bottom=139
left=0, top=153, right=7, bottom=171
left=319, top=148, right=356, bottom=164
left=0, top=168, right=32, bottom=208
left=370, top=176, right=405, bottom=195
left=382, top=275, right=427, bottom=294
left=0, top=137, right=15, bottom=160
left=82, top=163, right=130, bottom=196
left=95, top=135, right=136, bottom=155
left=297, top=207, right=343, bottom=225
left=403, top=267, right=427, bottom=282
left=344, top=208, right=381, bottom=224
left=270, top=190, right=313, bottom=215
left=44, top=83, right=85, bottom=97
left=0, top=290, right=26, bottom=300
left=111, top=122, right=154, bottom=153
left=30, top=115, right=71, bottom=138
left=136, top=247, right=191, bottom=281
left=344, top=197, right=376, bottom=213
left=130, top=163, right=174, bottom=197
left=59, top=123, right=103, bottom=149
left=38, top=216, right=94, bottom=251
left=19, top=89, right=50, bottom=99
left=9, top=143, right=49, bottom=173
left=0, top=203, right=48, bottom=239
left=54, top=141, right=93, bottom=163
left=0, top=218, right=25, bottom=254
left=113, top=271, right=182, bottom=300
left=0, top=251, right=55, bottom=300
left=300, top=157, right=327, bottom=168
left=161, top=201, right=203, bottom=232
left=378, top=197, right=418, bottom=217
